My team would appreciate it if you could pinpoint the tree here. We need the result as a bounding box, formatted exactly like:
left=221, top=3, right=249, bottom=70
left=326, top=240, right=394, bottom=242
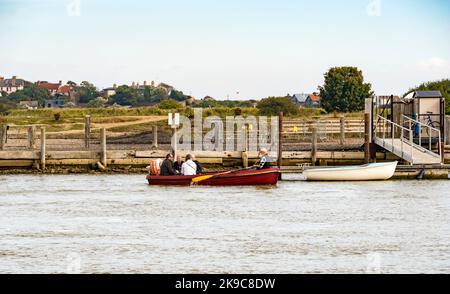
left=170, top=89, right=188, bottom=101
left=110, top=85, right=138, bottom=106
left=6, top=84, right=51, bottom=106
left=406, top=79, right=450, bottom=114
left=257, top=96, right=299, bottom=116
left=318, top=67, right=373, bottom=113
left=158, top=98, right=182, bottom=110
left=77, top=81, right=98, bottom=104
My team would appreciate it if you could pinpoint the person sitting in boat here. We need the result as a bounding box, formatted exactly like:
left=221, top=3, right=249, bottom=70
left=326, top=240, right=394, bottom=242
left=255, top=148, right=272, bottom=170
left=191, top=154, right=203, bottom=174
left=173, top=155, right=184, bottom=174
left=181, top=154, right=197, bottom=176
left=160, top=153, right=176, bottom=176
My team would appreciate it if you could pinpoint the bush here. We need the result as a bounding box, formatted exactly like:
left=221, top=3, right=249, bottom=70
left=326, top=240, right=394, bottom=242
left=257, top=97, right=299, bottom=116
left=54, top=112, right=61, bottom=121
left=158, top=99, right=182, bottom=110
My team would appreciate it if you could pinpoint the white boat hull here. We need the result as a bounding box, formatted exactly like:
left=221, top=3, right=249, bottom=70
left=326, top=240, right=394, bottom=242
left=303, top=161, right=398, bottom=181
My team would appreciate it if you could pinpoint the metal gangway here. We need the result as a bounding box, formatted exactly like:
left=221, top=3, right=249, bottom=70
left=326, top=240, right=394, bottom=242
left=374, top=115, right=442, bottom=165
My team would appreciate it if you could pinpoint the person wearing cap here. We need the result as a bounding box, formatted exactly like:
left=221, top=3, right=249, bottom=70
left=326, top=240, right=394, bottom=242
left=255, top=148, right=272, bottom=169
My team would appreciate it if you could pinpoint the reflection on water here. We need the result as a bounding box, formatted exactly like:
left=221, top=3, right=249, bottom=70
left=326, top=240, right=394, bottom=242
left=0, top=174, right=449, bottom=274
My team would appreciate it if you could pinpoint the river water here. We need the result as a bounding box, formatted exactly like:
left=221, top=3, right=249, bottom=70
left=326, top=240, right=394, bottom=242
left=0, top=174, right=449, bottom=274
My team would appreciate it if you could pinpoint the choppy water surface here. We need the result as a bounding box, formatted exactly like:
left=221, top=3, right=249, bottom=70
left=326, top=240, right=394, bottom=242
left=0, top=174, right=449, bottom=274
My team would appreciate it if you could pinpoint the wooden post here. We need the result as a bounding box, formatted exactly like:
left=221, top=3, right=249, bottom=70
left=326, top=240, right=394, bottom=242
left=277, top=112, right=284, bottom=167
left=0, top=125, right=6, bottom=150
left=100, top=128, right=107, bottom=167
left=242, top=124, right=249, bottom=168
left=311, top=126, right=317, bottom=166
left=152, top=125, right=158, bottom=149
left=364, top=113, right=371, bottom=164
left=85, top=115, right=91, bottom=149
left=40, top=128, right=46, bottom=170
left=340, top=115, right=345, bottom=146
left=28, top=126, right=36, bottom=149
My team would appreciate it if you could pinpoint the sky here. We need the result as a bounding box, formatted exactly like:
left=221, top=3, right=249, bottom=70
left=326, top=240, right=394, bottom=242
left=0, top=0, right=449, bottom=99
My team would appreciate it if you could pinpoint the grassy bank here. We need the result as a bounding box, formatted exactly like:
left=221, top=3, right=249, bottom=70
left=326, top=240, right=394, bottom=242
left=0, top=106, right=364, bottom=135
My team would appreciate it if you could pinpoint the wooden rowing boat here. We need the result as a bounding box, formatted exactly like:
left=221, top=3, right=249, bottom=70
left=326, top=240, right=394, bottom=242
left=146, top=168, right=280, bottom=186
left=302, top=161, right=398, bottom=181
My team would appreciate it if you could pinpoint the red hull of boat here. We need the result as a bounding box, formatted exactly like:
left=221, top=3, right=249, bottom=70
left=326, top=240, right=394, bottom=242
left=146, top=168, right=280, bottom=186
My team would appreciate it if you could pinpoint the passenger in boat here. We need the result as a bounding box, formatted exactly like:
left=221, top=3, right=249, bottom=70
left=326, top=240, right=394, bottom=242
left=191, top=154, right=203, bottom=174
left=181, top=154, right=197, bottom=176
left=255, top=148, right=272, bottom=170
left=160, top=153, right=176, bottom=176
left=173, top=155, right=184, bottom=174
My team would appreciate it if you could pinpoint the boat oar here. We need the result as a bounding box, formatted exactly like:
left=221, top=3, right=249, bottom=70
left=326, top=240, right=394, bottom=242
left=191, top=167, right=255, bottom=183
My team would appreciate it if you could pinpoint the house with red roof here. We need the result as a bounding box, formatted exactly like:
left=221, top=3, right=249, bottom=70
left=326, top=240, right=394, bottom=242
left=37, top=81, right=76, bottom=108
left=305, top=92, right=321, bottom=108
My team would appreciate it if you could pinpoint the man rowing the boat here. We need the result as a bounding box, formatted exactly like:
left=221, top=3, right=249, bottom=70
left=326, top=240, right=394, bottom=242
left=254, top=148, right=272, bottom=170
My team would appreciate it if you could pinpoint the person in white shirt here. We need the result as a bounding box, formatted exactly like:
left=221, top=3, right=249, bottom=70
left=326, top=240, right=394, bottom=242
left=181, top=154, right=197, bottom=176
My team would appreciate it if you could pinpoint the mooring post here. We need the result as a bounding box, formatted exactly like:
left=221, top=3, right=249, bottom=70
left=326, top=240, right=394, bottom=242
left=242, top=124, right=249, bottom=168
left=277, top=112, right=284, bottom=168
left=340, top=115, right=345, bottom=146
left=152, top=125, right=158, bottom=149
left=28, top=126, right=36, bottom=149
left=101, top=128, right=107, bottom=167
left=0, top=125, right=6, bottom=150
left=85, top=115, right=91, bottom=149
left=364, top=113, right=371, bottom=164
left=40, top=127, right=46, bottom=170
left=312, top=126, right=318, bottom=166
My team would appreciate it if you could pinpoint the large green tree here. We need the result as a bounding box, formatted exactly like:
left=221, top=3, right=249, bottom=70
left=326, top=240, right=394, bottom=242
left=405, top=79, right=450, bottom=114
left=318, top=67, right=373, bottom=113
left=77, top=81, right=99, bottom=104
left=111, top=85, right=138, bottom=106
left=257, top=96, right=299, bottom=116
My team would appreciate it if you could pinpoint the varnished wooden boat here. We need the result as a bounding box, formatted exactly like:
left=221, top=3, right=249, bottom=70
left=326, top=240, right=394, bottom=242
left=146, top=168, right=280, bottom=186
left=303, top=161, right=398, bottom=181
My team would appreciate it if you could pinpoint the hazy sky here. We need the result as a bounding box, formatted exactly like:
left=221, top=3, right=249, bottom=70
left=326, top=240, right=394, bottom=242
left=0, top=0, right=449, bottom=99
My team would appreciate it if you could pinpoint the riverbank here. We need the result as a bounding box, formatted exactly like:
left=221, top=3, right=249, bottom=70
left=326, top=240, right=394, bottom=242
left=1, top=149, right=449, bottom=179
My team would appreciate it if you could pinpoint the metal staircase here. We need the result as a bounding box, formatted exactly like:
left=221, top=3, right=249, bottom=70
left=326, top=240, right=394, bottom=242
left=374, top=115, right=442, bottom=165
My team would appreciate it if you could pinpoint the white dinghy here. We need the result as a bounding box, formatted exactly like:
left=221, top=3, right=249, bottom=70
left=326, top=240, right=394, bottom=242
left=303, top=161, right=398, bottom=181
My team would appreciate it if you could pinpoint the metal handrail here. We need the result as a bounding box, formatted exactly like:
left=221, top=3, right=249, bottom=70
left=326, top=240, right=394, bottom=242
left=375, top=115, right=442, bottom=163
left=402, top=115, right=441, bottom=134
left=376, top=115, right=414, bottom=161
left=402, top=115, right=442, bottom=158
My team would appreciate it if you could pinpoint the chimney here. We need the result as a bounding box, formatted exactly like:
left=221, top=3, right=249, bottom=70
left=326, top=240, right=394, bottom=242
left=12, top=76, right=17, bottom=86
left=113, top=84, right=117, bottom=89
left=144, top=81, right=147, bottom=86
left=132, top=81, right=136, bottom=88
left=151, top=81, right=155, bottom=87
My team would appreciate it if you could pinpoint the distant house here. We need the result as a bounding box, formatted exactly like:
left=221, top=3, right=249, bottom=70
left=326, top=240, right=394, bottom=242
left=291, top=93, right=309, bottom=106
left=0, top=76, right=26, bottom=95
left=305, top=93, right=321, bottom=108
left=38, top=81, right=74, bottom=97
left=158, top=83, right=174, bottom=95
left=44, top=98, right=66, bottom=108
left=101, top=85, right=117, bottom=98
left=19, top=100, right=39, bottom=110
